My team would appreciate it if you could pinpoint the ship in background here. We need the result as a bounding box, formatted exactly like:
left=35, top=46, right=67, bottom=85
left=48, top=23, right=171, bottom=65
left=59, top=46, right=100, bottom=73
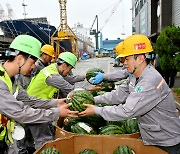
left=0, top=17, right=56, bottom=45
left=0, top=1, right=95, bottom=58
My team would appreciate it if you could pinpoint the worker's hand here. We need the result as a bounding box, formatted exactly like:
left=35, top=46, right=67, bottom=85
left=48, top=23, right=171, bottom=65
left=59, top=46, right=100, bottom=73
left=78, top=104, right=96, bottom=117
left=59, top=103, right=79, bottom=118
left=57, top=98, right=66, bottom=107
left=90, top=72, right=104, bottom=85
left=88, top=85, right=103, bottom=91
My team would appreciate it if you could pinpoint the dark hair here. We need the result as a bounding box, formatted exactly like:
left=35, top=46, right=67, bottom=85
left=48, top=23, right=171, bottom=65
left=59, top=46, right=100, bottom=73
left=5, top=49, right=37, bottom=62
left=134, top=54, right=150, bottom=64
left=56, top=58, right=70, bottom=67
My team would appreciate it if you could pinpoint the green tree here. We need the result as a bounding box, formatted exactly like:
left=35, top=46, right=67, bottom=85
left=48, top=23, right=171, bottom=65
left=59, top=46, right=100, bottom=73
left=155, top=25, right=180, bottom=72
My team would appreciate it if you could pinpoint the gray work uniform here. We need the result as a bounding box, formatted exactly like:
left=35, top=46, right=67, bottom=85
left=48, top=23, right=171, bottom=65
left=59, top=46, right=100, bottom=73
left=18, top=63, right=85, bottom=151
left=17, top=59, right=51, bottom=152
left=105, top=66, right=129, bottom=82
left=94, top=64, right=180, bottom=147
left=24, top=64, right=84, bottom=149
left=0, top=79, right=60, bottom=154
left=63, top=73, right=85, bottom=85
left=31, top=59, right=49, bottom=76
left=46, top=64, right=85, bottom=98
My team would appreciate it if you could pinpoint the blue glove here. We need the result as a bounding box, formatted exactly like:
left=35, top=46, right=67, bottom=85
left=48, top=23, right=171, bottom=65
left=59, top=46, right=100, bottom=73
left=91, top=72, right=104, bottom=85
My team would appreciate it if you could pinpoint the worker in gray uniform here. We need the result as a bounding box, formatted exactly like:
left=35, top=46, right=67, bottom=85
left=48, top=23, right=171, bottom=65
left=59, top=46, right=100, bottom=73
left=27, top=51, right=85, bottom=99
left=17, top=44, right=56, bottom=153
left=90, top=41, right=130, bottom=85
left=31, top=44, right=55, bottom=76
left=79, top=34, right=180, bottom=154
left=18, top=44, right=55, bottom=90
left=0, top=35, right=78, bottom=154
left=25, top=52, right=85, bottom=149
left=90, top=65, right=129, bottom=84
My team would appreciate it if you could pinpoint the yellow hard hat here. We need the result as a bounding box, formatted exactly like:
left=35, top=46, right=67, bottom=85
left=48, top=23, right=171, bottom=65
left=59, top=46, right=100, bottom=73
left=115, top=41, right=124, bottom=58
left=120, top=34, right=153, bottom=57
left=41, top=44, right=55, bottom=57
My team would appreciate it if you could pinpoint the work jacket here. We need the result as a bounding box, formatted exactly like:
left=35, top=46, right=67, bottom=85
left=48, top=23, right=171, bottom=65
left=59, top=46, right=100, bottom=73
left=27, top=63, right=85, bottom=99
left=94, top=64, right=180, bottom=146
left=106, top=65, right=129, bottom=82
left=0, top=66, right=14, bottom=144
left=0, top=65, right=60, bottom=125
left=0, top=65, right=59, bottom=144
left=31, top=59, right=49, bottom=76
left=27, top=63, right=59, bottom=99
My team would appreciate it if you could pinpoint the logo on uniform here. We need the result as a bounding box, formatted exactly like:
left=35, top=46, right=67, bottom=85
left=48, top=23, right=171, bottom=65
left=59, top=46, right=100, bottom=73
left=134, top=43, right=146, bottom=50
left=135, top=86, right=143, bottom=92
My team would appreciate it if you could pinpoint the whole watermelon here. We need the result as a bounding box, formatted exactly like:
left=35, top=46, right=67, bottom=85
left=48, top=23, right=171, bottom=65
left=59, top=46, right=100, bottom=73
left=86, top=68, right=104, bottom=84
left=40, top=147, right=60, bottom=154
left=66, top=89, right=95, bottom=112
left=79, top=149, right=97, bottom=154
left=99, top=124, right=126, bottom=135
left=113, top=145, right=134, bottom=154
left=71, top=122, right=97, bottom=135
left=90, top=90, right=98, bottom=96
left=63, top=117, right=84, bottom=132
left=84, top=114, right=106, bottom=129
left=123, top=118, right=139, bottom=134
left=106, top=121, right=123, bottom=127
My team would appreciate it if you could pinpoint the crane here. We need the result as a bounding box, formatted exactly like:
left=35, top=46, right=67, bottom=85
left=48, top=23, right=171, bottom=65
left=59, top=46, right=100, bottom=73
left=90, top=0, right=122, bottom=57
left=90, top=15, right=99, bottom=51
left=6, top=3, right=14, bottom=20
left=51, top=0, right=78, bottom=60
left=0, top=4, right=5, bottom=21
left=22, top=0, right=28, bottom=19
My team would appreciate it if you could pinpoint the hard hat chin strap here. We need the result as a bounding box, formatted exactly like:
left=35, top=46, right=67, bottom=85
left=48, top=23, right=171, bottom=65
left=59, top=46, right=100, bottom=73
left=18, top=55, right=31, bottom=74
left=130, top=55, right=146, bottom=74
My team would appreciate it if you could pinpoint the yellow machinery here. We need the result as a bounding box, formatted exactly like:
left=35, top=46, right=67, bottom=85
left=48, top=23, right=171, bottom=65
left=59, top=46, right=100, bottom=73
left=51, top=0, right=78, bottom=60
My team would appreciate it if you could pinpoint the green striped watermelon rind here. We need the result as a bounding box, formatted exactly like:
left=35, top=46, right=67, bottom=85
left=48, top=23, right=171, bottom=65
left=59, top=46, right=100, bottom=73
left=40, top=147, right=60, bottom=154
left=63, top=117, right=85, bottom=132
left=86, top=68, right=104, bottom=83
left=79, top=149, right=97, bottom=154
left=113, top=145, right=135, bottom=154
left=123, top=118, right=140, bottom=134
left=99, top=124, right=126, bottom=135
left=71, top=122, right=97, bottom=135
left=66, top=90, right=95, bottom=112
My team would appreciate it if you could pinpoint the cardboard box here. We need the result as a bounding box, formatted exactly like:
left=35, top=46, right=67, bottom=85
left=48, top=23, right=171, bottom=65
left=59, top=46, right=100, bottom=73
left=35, top=135, right=167, bottom=154
left=55, top=117, right=141, bottom=139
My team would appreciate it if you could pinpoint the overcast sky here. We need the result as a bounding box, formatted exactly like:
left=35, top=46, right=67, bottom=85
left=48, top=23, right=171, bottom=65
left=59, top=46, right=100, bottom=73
left=0, top=0, right=132, bottom=40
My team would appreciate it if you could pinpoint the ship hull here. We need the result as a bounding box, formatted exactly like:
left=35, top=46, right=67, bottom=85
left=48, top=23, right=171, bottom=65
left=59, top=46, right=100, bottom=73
left=0, top=19, right=56, bottom=44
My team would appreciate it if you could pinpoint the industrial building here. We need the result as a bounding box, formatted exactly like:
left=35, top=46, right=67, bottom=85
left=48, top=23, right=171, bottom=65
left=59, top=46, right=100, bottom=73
left=99, top=33, right=123, bottom=57
left=132, top=0, right=180, bottom=42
